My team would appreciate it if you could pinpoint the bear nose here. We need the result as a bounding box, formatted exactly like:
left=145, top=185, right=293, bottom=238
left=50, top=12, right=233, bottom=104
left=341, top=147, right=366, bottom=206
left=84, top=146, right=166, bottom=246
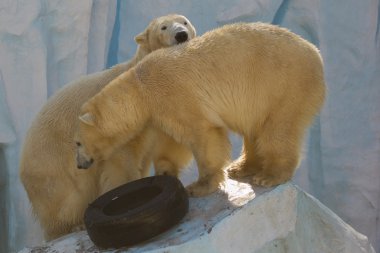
left=175, top=31, right=188, bottom=43
left=77, top=156, right=94, bottom=169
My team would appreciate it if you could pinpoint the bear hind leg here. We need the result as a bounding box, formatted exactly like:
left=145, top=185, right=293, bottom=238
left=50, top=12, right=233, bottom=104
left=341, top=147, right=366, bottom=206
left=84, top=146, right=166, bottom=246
left=228, top=137, right=264, bottom=179
left=252, top=117, right=304, bottom=187
left=41, top=199, right=85, bottom=241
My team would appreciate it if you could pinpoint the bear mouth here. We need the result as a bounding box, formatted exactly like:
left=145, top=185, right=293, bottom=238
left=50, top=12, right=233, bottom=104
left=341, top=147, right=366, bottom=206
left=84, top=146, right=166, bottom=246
left=176, top=40, right=187, bottom=45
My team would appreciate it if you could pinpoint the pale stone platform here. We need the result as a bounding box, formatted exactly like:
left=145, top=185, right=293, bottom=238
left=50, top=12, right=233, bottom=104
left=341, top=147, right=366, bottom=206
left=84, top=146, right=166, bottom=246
left=18, top=180, right=375, bottom=253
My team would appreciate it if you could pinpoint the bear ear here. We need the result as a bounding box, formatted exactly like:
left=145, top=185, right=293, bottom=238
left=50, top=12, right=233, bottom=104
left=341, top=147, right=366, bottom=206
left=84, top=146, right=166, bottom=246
left=79, top=113, right=95, bottom=126
left=135, top=30, right=148, bottom=45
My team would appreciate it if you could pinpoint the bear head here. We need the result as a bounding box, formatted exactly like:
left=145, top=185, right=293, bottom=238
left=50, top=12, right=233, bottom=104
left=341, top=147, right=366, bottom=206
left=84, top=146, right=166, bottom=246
left=134, top=14, right=196, bottom=52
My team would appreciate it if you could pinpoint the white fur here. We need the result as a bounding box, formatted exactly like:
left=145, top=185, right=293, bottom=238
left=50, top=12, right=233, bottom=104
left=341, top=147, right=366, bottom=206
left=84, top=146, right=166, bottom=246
left=77, top=22, right=326, bottom=197
left=19, top=14, right=196, bottom=240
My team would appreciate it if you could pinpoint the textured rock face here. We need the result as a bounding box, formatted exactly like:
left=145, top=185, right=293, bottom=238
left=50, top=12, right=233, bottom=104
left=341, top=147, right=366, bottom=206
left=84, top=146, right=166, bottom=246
left=18, top=181, right=375, bottom=253
left=1, top=1, right=379, bottom=252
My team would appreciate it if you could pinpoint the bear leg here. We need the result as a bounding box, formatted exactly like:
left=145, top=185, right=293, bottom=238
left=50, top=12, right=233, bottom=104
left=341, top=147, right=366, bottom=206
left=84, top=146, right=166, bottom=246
left=43, top=193, right=89, bottom=240
left=98, top=151, right=145, bottom=195
left=154, top=139, right=192, bottom=177
left=186, top=127, right=230, bottom=197
left=228, top=137, right=263, bottom=179
left=155, top=159, right=180, bottom=177
left=251, top=117, right=303, bottom=187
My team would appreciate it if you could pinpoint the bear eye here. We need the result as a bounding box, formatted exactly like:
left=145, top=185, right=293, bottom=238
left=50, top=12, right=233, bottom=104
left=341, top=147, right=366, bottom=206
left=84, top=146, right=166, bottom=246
left=184, top=21, right=188, bottom=25
left=76, top=142, right=81, bottom=147
left=161, top=26, right=167, bottom=30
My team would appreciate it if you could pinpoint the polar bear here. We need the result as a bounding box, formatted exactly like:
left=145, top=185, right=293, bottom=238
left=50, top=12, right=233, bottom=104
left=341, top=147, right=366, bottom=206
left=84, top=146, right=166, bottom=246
left=76, top=22, right=326, bottom=197
left=19, top=14, right=195, bottom=240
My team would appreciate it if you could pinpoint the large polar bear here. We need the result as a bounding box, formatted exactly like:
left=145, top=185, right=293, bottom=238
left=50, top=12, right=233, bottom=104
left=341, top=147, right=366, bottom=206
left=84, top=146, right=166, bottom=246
left=76, top=22, right=326, bottom=197
left=19, top=14, right=195, bottom=240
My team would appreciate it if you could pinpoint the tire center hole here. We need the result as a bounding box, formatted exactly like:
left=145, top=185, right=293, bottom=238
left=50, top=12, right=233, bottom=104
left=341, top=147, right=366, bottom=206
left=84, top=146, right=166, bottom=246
left=103, top=186, right=162, bottom=216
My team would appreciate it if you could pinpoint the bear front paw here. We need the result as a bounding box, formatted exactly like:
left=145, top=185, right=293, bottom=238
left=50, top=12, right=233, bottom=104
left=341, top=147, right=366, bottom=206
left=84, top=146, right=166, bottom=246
left=186, top=175, right=223, bottom=197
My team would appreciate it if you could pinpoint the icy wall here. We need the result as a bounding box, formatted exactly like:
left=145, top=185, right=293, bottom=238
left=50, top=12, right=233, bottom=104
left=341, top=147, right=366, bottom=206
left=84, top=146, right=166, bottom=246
left=0, top=0, right=379, bottom=252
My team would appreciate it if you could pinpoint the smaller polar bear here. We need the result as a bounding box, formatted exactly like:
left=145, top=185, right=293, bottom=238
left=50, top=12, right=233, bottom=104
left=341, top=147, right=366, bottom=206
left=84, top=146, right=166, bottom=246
left=19, top=14, right=195, bottom=240
left=76, top=22, right=326, bottom=197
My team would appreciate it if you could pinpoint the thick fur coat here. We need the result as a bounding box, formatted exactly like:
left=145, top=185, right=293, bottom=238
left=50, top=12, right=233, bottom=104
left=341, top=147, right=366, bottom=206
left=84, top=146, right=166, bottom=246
left=77, top=22, right=326, bottom=197
left=19, top=14, right=195, bottom=240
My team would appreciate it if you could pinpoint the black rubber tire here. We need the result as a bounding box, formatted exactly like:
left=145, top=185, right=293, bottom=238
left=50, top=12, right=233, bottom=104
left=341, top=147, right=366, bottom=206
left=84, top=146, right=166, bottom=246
left=84, top=175, right=189, bottom=249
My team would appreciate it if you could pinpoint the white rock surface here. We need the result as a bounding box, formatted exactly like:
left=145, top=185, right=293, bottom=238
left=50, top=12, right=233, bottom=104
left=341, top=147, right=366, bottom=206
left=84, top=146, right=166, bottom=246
left=18, top=181, right=375, bottom=253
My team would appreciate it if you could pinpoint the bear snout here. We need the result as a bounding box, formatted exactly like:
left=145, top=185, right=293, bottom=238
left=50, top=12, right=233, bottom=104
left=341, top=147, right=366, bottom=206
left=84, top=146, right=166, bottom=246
left=175, top=31, right=188, bottom=43
left=76, top=153, right=94, bottom=169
